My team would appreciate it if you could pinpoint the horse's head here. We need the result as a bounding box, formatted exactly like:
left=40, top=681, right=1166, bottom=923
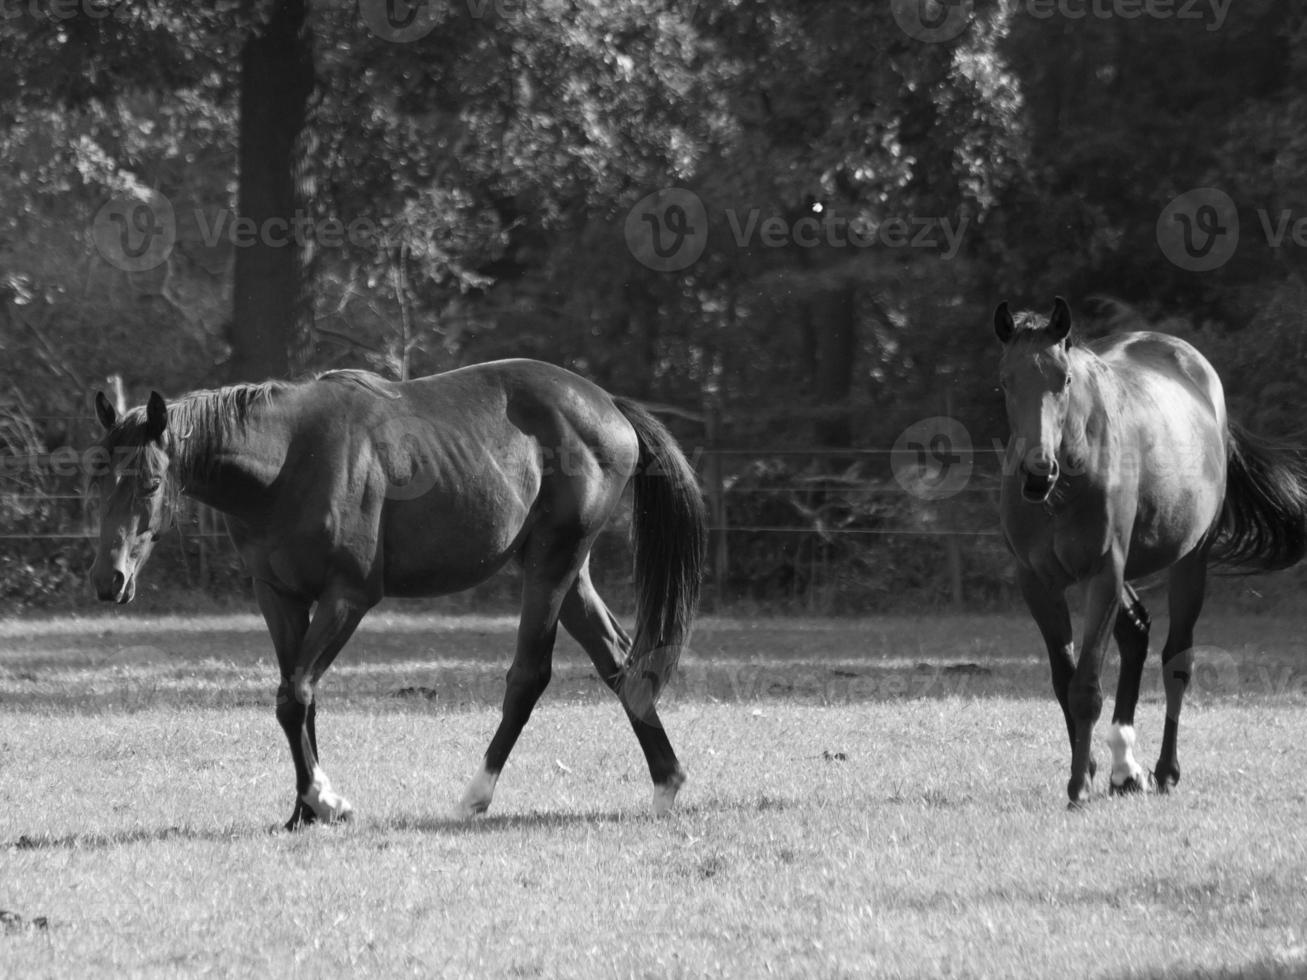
left=994, top=296, right=1075, bottom=504
left=88, top=390, right=176, bottom=604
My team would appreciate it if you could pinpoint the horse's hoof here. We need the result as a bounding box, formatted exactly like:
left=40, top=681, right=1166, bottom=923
left=1109, top=774, right=1147, bottom=796
left=1152, top=774, right=1178, bottom=795
left=454, top=794, right=492, bottom=820
left=1152, top=761, right=1180, bottom=794
left=1066, top=797, right=1091, bottom=812
left=455, top=766, right=498, bottom=819
left=283, top=796, right=352, bottom=830
left=283, top=801, right=317, bottom=832
left=1067, top=770, right=1094, bottom=806
left=652, top=770, right=686, bottom=816
left=328, top=802, right=354, bottom=824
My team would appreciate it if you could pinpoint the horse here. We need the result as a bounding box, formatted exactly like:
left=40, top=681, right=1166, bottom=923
left=88, top=359, right=706, bottom=829
left=994, top=297, right=1307, bottom=806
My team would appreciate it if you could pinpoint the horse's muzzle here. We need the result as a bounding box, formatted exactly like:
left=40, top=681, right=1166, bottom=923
left=1020, top=457, right=1060, bottom=504
left=93, top=568, right=135, bottom=604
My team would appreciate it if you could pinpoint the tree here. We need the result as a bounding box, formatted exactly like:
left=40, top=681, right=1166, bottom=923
left=228, top=0, right=315, bottom=381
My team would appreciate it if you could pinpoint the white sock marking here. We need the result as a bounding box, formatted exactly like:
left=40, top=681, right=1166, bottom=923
left=1107, top=723, right=1144, bottom=787
left=303, top=765, right=353, bottom=822
left=456, top=765, right=498, bottom=819
left=652, top=770, right=686, bottom=816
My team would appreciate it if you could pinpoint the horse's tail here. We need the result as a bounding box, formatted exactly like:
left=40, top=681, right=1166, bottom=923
left=1210, top=422, right=1307, bottom=571
left=612, top=397, right=707, bottom=702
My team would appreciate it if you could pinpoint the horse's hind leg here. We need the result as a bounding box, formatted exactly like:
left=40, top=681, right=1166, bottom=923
left=456, top=531, right=588, bottom=819
left=1154, top=550, right=1208, bottom=792
left=560, top=560, right=685, bottom=815
left=1108, top=584, right=1151, bottom=794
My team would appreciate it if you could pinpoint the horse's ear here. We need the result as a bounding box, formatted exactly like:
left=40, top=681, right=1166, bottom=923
left=1048, top=296, right=1072, bottom=344
left=145, top=391, right=168, bottom=442
left=95, top=391, right=117, bottom=430
left=994, top=301, right=1015, bottom=344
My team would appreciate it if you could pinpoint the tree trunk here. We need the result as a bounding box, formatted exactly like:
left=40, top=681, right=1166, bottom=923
left=812, top=282, right=856, bottom=449
left=228, top=0, right=315, bottom=382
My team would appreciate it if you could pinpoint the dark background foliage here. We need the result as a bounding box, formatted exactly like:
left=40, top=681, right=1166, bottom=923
left=2, top=0, right=1305, bottom=612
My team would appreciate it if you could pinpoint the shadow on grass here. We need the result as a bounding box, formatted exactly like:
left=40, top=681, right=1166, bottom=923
left=378, top=809, right=633, bottom=836
left=1110, top=960, right=1307, bottom=980
left=4, top=793, right=808, bottom=851
left=4, top=823, right=261, bottom=852
left=376, top=792, right=802, bottom=836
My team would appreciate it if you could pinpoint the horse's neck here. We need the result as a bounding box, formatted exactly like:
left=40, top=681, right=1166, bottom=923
left=173, top=405, right=290, bottom=516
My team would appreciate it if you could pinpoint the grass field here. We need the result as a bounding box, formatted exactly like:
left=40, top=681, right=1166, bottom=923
left=2, top=611, right=1306, bottom=978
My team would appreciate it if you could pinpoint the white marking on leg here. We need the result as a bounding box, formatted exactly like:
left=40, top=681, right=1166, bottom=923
left=651, top=770, right=686, bottom=816
left=1107, top=723, right=1144, bottom=788
left=455, top=764, right=498, bottom=819
left=298, top=729, right=352, bottom=823
left=302, top=765, right=353, bottom=823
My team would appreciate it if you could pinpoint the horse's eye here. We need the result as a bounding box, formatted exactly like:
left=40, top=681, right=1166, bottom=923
left=1062, top=374, right=1072, bottom=390
left=142, top=479, right=162, bottom=495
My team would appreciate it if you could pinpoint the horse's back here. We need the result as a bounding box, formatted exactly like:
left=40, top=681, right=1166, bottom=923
left=393, top=358, right=617, bottom=406
left=1090, top=331, right=1225, bottom=426
left=310, top=360, right=639, bottom=598
left=1091, top=332, right=1229, bottom=576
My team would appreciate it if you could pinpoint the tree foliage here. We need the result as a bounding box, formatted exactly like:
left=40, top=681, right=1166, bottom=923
left=3, top=0, right=1305, bottom=606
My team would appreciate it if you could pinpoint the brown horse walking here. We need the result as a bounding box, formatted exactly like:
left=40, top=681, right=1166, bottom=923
left=995, top=298, right=1307, bottom=806
left=89, top=360, right=706, bottom=828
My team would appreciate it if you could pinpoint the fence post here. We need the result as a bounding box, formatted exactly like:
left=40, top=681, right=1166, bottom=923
left=946, top=528, right=964, bottom=610
left=198, top=505, right=211, bottom=589
left=704, top=402, right=728, bottom=606
left=942, top=387, right=964, bottom=609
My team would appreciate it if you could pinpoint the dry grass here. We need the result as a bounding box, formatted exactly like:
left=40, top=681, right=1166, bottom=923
left=2, top=612, right=1306, bottom=978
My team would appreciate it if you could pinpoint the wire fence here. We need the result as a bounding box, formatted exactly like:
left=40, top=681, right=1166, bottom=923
left=1, top=413, right=1014, bottom=608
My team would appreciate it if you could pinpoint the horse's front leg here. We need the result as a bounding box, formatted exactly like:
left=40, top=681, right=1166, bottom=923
left=1107, top=584, right=1151, bottom=795
left=1016, top=568, right=1087, bottom=784
left=1068, top=555, right=1125, bottom=807
left=257, top=581, right=367, bottom=829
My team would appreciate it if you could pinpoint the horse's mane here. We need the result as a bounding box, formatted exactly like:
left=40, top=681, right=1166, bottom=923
left=102, top=372, right=401, bottom=489
left=99, top=381, right=288, bottom=490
